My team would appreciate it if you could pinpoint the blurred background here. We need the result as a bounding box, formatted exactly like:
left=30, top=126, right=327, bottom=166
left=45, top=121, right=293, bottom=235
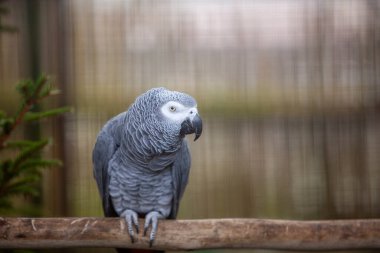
left=1, top=0, right=380, bottom=252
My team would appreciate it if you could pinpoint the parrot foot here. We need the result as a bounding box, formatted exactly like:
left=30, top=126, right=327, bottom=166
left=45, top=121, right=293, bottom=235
left=143, top=211, right=164, bottom=247
left=121, top=209, right=139, bottom=243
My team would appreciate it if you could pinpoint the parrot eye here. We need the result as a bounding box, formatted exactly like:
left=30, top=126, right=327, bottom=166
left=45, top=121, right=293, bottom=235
left=169, top=106, right=176, bottom=112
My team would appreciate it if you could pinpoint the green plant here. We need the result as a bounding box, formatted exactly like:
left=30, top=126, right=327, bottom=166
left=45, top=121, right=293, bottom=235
left=0, top=75, right=70, bottom=211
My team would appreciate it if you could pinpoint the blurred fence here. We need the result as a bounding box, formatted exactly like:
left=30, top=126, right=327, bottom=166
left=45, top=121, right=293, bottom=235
left=1, top=0, right=380, bottom=252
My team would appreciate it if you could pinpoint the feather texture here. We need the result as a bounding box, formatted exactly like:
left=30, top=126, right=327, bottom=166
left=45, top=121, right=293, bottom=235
left=93, top=112, right=126, bottom=217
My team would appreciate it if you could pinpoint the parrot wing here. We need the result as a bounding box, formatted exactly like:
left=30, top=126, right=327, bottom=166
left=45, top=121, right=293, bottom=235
left=93, top=112, right=126, bottom=217
left=169, top=140, right=191, bottom=219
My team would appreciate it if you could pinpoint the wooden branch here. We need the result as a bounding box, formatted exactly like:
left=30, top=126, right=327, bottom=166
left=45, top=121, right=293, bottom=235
left=0, top=218, right=379, bottom=250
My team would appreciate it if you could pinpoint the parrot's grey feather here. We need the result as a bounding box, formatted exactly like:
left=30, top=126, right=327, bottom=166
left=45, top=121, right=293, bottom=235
left=169, top=140, right=191, bottom=219
left=148, top=152, right=177, bottom=171
left=93, top=112, right=126, bottom=217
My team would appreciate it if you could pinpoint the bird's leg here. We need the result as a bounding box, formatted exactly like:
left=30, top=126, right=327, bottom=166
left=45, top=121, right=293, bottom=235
left=121, top=209, right=139, bottom=243
left=143, top=211, right=164, bottom=247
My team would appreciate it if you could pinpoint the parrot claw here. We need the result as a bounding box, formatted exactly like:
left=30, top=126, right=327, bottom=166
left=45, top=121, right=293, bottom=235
left=144, top=211, right=164, bottom=247
left=121, top=209, right=139, bottom=243
left=135, top=225, right=139, bottom=234
left=143, top=227, right=148, bottom=237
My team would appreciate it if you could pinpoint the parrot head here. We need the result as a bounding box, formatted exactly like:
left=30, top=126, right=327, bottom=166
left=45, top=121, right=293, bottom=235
left=158, top=93, right=202, bottom=141
left=132, top=87, right=203, bottom=144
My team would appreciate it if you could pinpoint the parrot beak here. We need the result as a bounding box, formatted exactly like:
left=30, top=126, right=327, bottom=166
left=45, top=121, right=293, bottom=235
left=180, top=114, right=203, bottom=141
left=192, top=114, right=203, bottom=141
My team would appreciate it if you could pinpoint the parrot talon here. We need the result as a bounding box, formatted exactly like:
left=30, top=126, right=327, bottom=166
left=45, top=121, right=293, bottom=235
left=121, top=209, right=139, bottom=243
left=144, top=211, right=163, bottom=247
left=135, top=225, right=139, bottom=234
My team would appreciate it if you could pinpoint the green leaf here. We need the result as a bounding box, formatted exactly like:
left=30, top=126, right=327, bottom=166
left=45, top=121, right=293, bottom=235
left=16, top=75, right=49, bottom=102
left=18, top=158, right=62, bottom=173
left=11, top=140, right=49, bottom=174
left=35, top=74, right=48, bottom=87
left=23, top=106, right=71, bottom=122
left=0, top=118, right=14, bottom=135
left=5, top=179, right=39, bottom=196
left=5, top=140, right=36, bottom=149
left=1, top=159, right=14, bottom=183
left=16, top=79, right=33, bottom=99
left=37, top=78, right=52, bottom=98
left=32, top=75, right=48, bottom=99
left=0, top=159, right=12, bottom=171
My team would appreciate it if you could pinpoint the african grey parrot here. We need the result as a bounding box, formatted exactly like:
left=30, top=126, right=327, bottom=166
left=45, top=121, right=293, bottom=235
left=92, top=87, right=202, bottom=248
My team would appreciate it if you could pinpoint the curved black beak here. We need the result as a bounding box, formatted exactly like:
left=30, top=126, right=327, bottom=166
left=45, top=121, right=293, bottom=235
left=192, top=114, right=203, bottom=141
left=180, top=114, right=203, bottom=141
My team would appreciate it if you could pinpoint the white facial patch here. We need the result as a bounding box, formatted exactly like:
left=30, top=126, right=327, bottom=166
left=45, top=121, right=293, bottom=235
left=161, top=101, right=198, bottom=122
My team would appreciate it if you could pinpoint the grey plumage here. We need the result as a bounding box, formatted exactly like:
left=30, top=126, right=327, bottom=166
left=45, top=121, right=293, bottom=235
left=93, top=87, right=202, bottom=247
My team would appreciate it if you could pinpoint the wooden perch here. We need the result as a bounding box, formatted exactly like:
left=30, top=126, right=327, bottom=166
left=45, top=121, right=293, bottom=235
left=0, top=217, right=379, bottom=250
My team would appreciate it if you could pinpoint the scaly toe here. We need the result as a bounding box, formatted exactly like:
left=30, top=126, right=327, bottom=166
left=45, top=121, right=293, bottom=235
left=121, top=209, right=139, bottom=243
